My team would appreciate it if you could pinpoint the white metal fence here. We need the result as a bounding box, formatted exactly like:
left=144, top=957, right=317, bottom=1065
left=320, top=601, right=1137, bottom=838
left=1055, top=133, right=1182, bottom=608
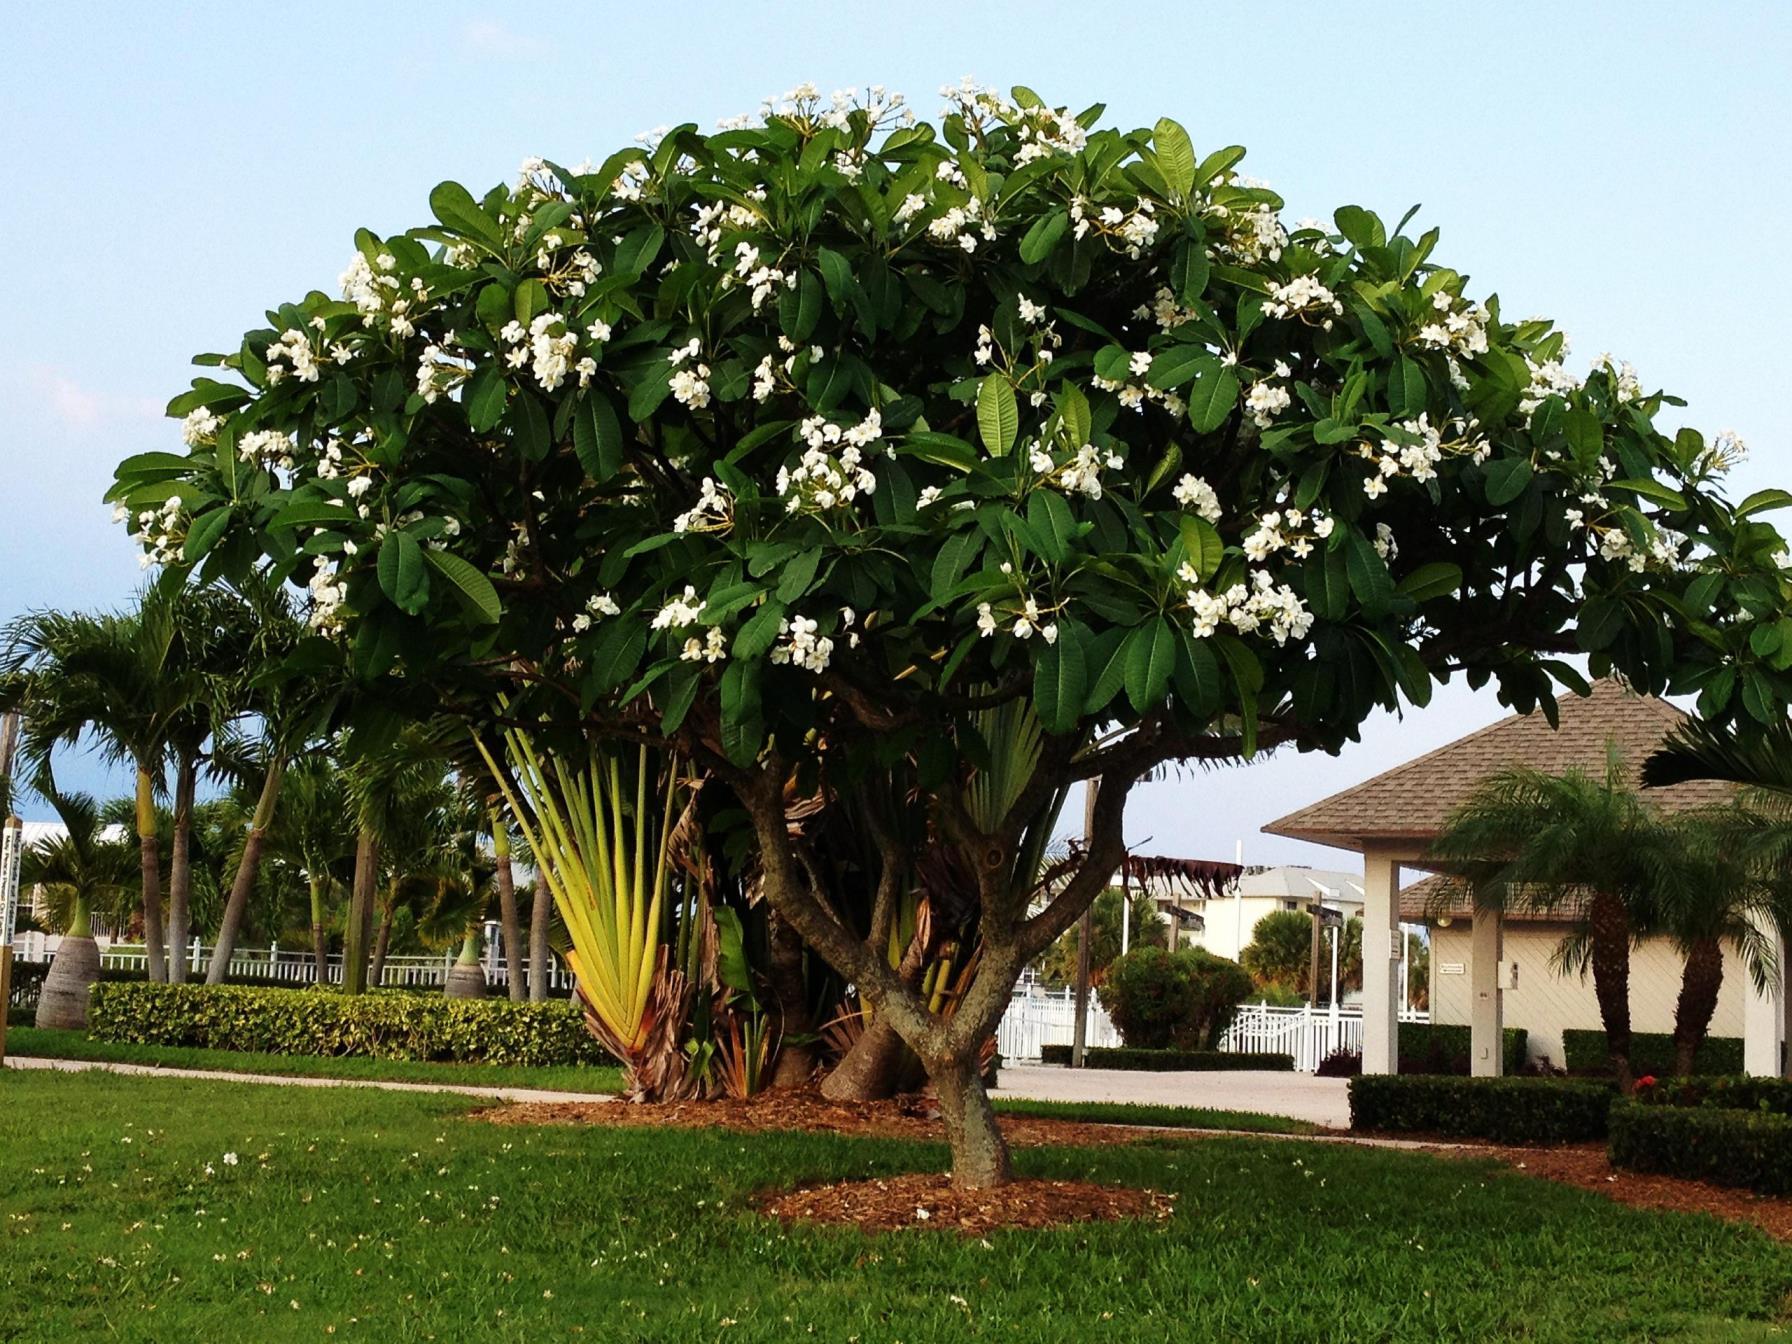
left=996, top=984, right=1122, bottom=1062
left=1218, top=1003, right=1430, bottom=1072
left=9, top=927, right=576, bottom=995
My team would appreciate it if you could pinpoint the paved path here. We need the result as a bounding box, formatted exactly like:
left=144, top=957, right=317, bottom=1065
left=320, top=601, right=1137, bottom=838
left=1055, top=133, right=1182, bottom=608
left=3, top=1054, right=615, bottom=1105
left=994, top=1064, right=1353, bottom=1129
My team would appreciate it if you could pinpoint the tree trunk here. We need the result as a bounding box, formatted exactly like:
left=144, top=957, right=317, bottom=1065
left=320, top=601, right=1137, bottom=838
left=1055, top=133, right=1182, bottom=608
left=932, top=1056, right=1013, bottom=1190
left=134, top=765, right=166, bottom=984
left=1672, top=935, right=1725, bottom=1078
left=342, top=828, right=379, bottom=995
left=369, top=883, right=396, bottom=988
left=206, top=757, right=285, bottom=985
left=492, top=818, right=525, bottom=1003
left=35, top=931, right=101, bottom=1031
left=528, top=867, right=551, bottom=1002
left=766, top=912, right=818, bottom=1088
left=445, top=927, right=488, bottom=999
left=309, top=874, right=329, bottom=985
left=821, top=1017, right=908, bottom=1100
left=167, top=755, right=198, bottom=984
left=1587, top=889, right=1634, bottom=1092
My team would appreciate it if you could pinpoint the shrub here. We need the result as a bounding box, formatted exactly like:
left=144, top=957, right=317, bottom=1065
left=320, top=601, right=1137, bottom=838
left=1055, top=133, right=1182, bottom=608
left=1609, top=1100, right=1792, bottom=1195
left=1316, top=1048, right=1362, bottom=1078
left=1633, top=1075, right=1792, bottom=1116
left=1039, top=1044, right=1292, bottom=1071
left=1397, top=1023, right=1529, bottom=1076
left=88, top=983, right=606, bottom=1068
left=1561, top=1029, right=1742, bottom=1076
left=1349, top=1075, right=1614, bottom=1143
left=1097, top=946, right=1252, bottom=1050
left=6, top=960, right=50, bottom=1012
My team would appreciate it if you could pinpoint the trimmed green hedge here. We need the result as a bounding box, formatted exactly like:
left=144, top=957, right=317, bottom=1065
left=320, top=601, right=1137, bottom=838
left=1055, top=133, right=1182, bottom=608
left=1040, top=1044, right=1293, bottom=1071
left=1633, top=1075, right=1792, bottom=1116
left=1562, top=1029, right=1742, bottom=1076
left=1349, top=1075, right=1614, bottom=1143
left=1397, top=1023, right=1528, bottom=1076
left=1610, top=1099, right=1792, bottom=1195
left=89, top=982, right=606, bottom=1068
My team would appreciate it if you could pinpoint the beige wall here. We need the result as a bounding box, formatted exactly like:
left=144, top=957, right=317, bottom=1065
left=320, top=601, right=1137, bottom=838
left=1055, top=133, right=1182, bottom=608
left=1428, top=923, right=1746, bottom=1067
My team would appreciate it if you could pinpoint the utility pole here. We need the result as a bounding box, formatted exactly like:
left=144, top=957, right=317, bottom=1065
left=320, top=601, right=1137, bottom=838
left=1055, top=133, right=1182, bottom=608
left=1071, top=781, right=1097, bottom=1069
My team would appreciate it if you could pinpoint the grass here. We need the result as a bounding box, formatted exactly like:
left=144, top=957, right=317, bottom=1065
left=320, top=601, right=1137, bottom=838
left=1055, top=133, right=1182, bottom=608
left=3, top=1071, right=1790, bottom=1341
left=990, top=1096, right=1320, bottom=1134
left=3, top=1027, right=626, bottom=1095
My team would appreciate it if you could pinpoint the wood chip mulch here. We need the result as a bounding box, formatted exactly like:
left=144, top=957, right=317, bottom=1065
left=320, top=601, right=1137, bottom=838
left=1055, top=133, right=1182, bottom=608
left=1472, top=1143, right=1792, bottom=1242
left=475, top=1087, right=1188, bottom=1150
left=758, top=1173, right=1176, bottom=1235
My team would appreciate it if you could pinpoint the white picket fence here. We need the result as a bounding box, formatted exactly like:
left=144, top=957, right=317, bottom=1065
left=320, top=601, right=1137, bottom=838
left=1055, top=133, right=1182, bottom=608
left=996, top=984, right=1123, bottom=1061
left=9, top=926, right=576, bottom=994
left=1218, top=1002, right=1430, bottom=1072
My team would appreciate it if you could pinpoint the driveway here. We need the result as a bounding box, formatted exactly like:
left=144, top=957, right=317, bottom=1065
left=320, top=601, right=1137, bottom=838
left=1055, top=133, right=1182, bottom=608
left=993, top=1064, right=1351, bottom=1129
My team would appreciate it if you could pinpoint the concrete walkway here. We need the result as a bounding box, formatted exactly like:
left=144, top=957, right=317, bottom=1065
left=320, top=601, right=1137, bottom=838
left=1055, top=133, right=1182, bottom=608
left=3, top=1054, right=615, bottom=1106
left=994, top=1065, right=1352, bottom=1129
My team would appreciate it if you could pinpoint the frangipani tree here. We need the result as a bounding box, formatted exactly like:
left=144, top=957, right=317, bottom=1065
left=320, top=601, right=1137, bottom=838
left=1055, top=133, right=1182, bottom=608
left=114, top=82, right=1789, bottom=1186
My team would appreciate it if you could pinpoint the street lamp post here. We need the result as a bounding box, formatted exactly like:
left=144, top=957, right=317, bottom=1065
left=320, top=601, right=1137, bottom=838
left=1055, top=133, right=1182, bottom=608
left=0, top=814, right=24, bottom=1064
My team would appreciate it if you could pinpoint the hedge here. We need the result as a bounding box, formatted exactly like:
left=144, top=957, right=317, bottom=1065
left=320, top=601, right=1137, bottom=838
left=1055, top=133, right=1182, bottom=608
left=1633, top=1075, right=1792, bottom=1116
left=1609, top=1100, right=1792, bottom=1195
left=89, top=982, right=606, bottom=1068
left=1562, top=1029, right=1742, bottom=1076
left=1397, top=1024, right=1528, bottom=1076
left=1039, top=1044, right=1293, bottom=1071
left=1349, top=1075, right=1614, bottom=1143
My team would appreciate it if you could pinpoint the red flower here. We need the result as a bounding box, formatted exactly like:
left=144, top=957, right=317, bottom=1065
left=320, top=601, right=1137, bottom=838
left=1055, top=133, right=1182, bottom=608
left=1637, top=1075, right=1657, bottom=1089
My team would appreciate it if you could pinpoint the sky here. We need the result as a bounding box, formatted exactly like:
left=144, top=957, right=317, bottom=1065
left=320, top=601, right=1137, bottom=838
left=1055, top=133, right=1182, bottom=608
left=2, top=2, right=1789, bottom=869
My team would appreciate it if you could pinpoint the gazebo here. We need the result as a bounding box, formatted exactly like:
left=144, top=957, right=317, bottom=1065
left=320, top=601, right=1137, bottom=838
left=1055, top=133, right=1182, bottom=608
left=1263, top=679, right=1778, bottom=1077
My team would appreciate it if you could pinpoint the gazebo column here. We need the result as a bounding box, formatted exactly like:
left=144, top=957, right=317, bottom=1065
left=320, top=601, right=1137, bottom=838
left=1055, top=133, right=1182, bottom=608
left=1745, top=920, right=1783, bottom=1078
left=1469, top=910, right=1503, bottom=1077
left=1360, top=846, right=1403, bottom=1075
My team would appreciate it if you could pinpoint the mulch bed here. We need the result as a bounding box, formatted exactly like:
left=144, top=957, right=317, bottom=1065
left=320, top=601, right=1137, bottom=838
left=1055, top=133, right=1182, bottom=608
left=476, top=1086, right=1188, bottom=1151
left=759, top=1173, right=1175, bottom=1236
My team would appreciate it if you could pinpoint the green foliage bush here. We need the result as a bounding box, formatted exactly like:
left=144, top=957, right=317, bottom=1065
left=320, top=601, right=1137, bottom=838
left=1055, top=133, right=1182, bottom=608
left=89, top=983, right=606, bottom=1068
left=1633, top=1075, right=1792, bottom=1115
left=1040, top=1043, right=1292, bottom=1071
left=1349, top=1075, right=1614, bottom=1143
left=1561, top=1029, right=1742, bottom=1075
left=1097, top=946, right=1252, bottom=1050
left=1397, top=1023, right=1528, bottom=1076
left=1609, top=1100, right=1792, bottom=1195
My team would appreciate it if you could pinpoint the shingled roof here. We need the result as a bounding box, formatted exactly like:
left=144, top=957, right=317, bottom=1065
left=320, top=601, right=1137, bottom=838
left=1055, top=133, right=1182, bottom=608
left=1264, top=678, right=1734, bottom=852
left=1398, top=871, right=1592, bottom=924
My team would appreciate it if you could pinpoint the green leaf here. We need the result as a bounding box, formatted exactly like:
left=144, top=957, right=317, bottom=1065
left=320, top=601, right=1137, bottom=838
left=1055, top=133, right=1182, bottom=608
left=1483, top=457, right=1533, bottom=506
left=428, top=181, right=501, bottom=247
left=930, top=530, right=982, bottom=600
left=180, top=507, right=233, bottom=565
left=901, top=432, right=980, bottom=473
left=1739, top=489, right=1792, bottom=518
left=719, top=660, right=764, bottom=766
left=1397, top=562, right=1462, bottom=603
left=1184, top=363, right=1240, bottom=434
left=1387, top=356, right=1427, bottom=417
left=1306, top=546, right=1351, bottom=622
left=781, top=270, right=823, bottom=343
left=977, top=374, right=1018, bottom=456
left=1033, top=625, right=1088, bottom=734
left=1333, top=205, right=1385, bottom=249
left=776, top=548, right=821, bottom=602
left=1144, top=346, right=1212, bottom=392
left=573, top=392, right=624, bottom=480
left=269, top=500, right=356, bottom=530
left=1576, top=597, right=1627, bottom=651
left=1172, top=628, right=1222, bottom=711
left=1019, top=210, right=1069, bottom=264
left=1026, top=491, right=1076, bottom=564
left=1607, top=477, right=1688, bottom=510
left=1177, top=515, right=1223, bottom=580
left=1153, top=118, right=1197, bottom=200
left=1345, top=533, right=1394, bottom=617
left=513, top=279, right=548, bottom=325
left=422, top=549, right=501, bottom=624
left=1123, top=617, right=1177, bottom=712
left=378, top=530, right=429, bottom=614
left=465, top=365, right=508, bottom=433
left=587, top=618, right=646, bottom=692
left=732, top=601, right=787, bottom=661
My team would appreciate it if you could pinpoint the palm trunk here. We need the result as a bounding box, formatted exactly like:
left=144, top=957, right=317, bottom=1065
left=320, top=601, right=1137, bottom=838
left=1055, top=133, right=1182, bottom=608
left=1672, top=936, right=1725, bottom=1077
left=342, top=827, right=379, bottom=995
left=368, top=880, right=397, bottom=988
left=206, top=757, right=285, bottom=985
left=492, top=818, right=525, bottom=1002
left=821, top=1017, right=908, bottom=1100
left=167, top=755, right=198, bottom=983
left=528, top=867, right=551, bottom=1002
left=134, top=765, right=166, bottom=983
left=445, top=925, right=488, bottom=999
left=1587, top=889, right=1634, bottom=1092
left=308, top=874, right=329, bottom=984
left=932, top=1056, right=1013, bottom=1190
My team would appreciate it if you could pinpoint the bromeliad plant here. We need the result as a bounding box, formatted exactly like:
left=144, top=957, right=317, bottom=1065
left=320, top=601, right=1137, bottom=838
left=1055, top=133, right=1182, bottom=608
left=117, top=81, right=1791, bottom=1185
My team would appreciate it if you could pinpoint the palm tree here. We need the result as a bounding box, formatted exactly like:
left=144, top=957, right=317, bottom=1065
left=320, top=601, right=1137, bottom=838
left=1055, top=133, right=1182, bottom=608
left=25, top=789, right=137, bottom=1029
left=267, top=752, right=356, bottom=980
left=1428, top=754, right=1675, bottom=1092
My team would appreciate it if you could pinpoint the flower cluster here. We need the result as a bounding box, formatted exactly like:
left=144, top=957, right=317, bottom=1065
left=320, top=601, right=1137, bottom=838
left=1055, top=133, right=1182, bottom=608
left=768, top=614, right=834, bottom=672
left=1185, top=570, right=1314, bottom=645
left=1241, top=508, right=1335, bottom=562
left=777, top=410, right=882, bottom=513
left=1033, top=440, right=1123, bottom=500
left=651, top=586, right=706, bottom=630
left=266, top=325, right=326, bottom=384
left=569, top=593, right=620, bottom=634
left=1415, top=291, right=1489, bottom=357
left=339, top=251, right=426, bottom=335
left=1244, top=362, right=1295, bottom=428
left=123, top=495, right=187, bottom=569
left=681, top=627, right=728, bottom=663
left=307, top=557, right=348, bottom=633
left=501, top=313, right=599, bottom=394
left=1262, top=275, right=1342, bottom=324
left=667, top=338, right=711, bottom=409
left=673, top=477, right=734, bottom=534
left=1172, top=474, right=1224, bottom=523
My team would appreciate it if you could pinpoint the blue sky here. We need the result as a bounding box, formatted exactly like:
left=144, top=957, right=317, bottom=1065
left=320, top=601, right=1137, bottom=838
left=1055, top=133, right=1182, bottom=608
left=3, top=2, right=1788, bottom=866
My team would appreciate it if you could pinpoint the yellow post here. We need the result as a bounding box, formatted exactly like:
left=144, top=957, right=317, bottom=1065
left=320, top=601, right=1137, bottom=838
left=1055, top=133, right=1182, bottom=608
left=0, top=945, right=11, bottom=1064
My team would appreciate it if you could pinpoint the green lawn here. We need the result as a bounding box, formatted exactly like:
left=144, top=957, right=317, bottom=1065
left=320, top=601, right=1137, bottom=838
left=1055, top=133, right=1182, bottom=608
left=3, top=1027, right=626, bottom=1095
left=989, top=1095, right=1319, bottom=1135
left=3, top=1071, right=1789, bottom=1341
